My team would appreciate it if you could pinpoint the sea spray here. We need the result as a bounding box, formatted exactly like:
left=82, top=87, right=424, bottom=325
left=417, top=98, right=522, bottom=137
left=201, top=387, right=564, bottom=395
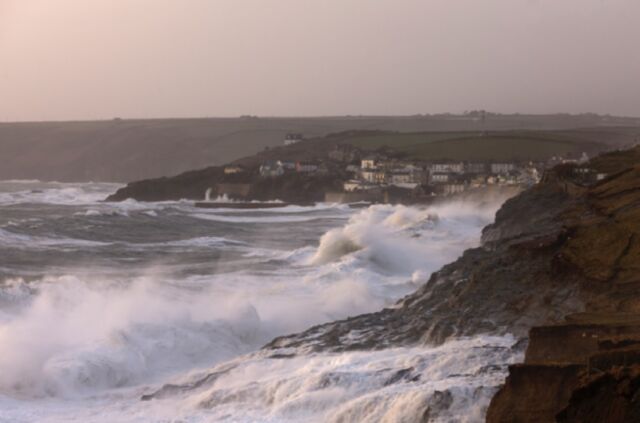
left=0, top=181, right=515, bottom=421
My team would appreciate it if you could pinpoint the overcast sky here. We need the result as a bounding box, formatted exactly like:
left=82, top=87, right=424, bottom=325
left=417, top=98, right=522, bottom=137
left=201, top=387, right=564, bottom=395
left=1, top=0, right=639, bottom=121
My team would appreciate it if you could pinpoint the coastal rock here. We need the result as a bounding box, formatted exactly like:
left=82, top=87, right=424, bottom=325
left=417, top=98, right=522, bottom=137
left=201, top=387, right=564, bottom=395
left=130, top=146, right=640, bottom=420
left=259, top=147, right=640, bottom=421
left=106, top=167, right=345, bottom=203
left=557, top=366, right=640, bottom=423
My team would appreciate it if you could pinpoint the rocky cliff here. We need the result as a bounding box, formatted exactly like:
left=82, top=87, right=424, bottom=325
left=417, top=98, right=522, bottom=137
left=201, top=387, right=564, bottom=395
left=259, top=147, right=640, bottom=421
left=485, top=147, right=640, bottom=422
left=106, top=167, right=345, bottom=203
left=137, top=146, right=640, bottom=421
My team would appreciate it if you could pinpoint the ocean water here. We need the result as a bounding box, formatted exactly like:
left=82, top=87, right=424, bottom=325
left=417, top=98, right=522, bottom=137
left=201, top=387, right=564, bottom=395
left=0, top=180, right=521, bottom=422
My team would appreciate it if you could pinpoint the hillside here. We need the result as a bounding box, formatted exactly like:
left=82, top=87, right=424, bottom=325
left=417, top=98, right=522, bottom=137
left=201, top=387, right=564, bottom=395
left=1, top=114, right=638, bottom=182
left=344, top=127, right=640, bottom=161
left=106, top=124, right=634, bottom=203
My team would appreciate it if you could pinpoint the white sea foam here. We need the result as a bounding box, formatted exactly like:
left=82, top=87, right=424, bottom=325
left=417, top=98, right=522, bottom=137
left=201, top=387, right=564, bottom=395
left=0, top=335, right=521, bottom=423
left=0, top=188, right=515, bottom=421
left=309, top=202, right=495, bottom=276
left=0, top=228, right=111, bottom=249
left=0, top=182, right=120, bottom=206
left=174, top=335, right=521, bottom=423
left=190, top=203, right=348, bottom=214
left=134, top=236, right=247, bottom=248
left=0, top=276, right=262, bottom=397
left=191, top=213, right=345, bottom=224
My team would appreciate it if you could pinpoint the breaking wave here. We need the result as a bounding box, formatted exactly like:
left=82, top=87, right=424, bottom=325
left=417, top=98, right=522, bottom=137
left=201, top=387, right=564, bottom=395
left=0, top=181, right=120, bottom=206
left=0, top=181, right=517, bottom=421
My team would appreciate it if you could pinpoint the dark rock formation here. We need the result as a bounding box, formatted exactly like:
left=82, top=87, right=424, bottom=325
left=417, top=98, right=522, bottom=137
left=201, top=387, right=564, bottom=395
left=106, top=166, right=346, bottom=203
left=260, top=147, right=640, bottom=421
left=264, top=147, right=640, bottom=352
left=557, top=366, right=640, bottom=423
left=487, top=316, right=640, bottom=422
left=487, top=363, right=583, bottom=422
left=131, top=146, right=640, bottom=420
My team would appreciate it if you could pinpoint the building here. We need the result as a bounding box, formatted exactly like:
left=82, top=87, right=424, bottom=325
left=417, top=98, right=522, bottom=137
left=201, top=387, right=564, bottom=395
left=259, top=161, right=284, bottom=177
left=465, top=163, right=487, bottom=174
left=469, top=175, right=487, bottom=188
left=361, top=169, right=386, bottom=184
left=440, top=183, right=466, bottom=196
left=281, top=161, right=296, bottom=171
left=223, top=166, right=244, bottom=175
left=430, top=172, right=450, bottom=184
left=296, top=161, right=319, bottom=173
left=491, top=163, right=516, bottom=175
left=389, top=171, right=413, bottom=186
left=361, top=158, right=377, bottom=170
left=429, top=162, right=464, bottom=174
left=343, top=180, right=378, bottom=192
left=517, top=167, right=540, bottom=186
left=284, top=133, right=304, bottom=145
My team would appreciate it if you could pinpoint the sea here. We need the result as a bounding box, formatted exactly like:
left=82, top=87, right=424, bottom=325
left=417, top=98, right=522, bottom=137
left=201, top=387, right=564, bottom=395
left=0, top=180, right=521, bottom=422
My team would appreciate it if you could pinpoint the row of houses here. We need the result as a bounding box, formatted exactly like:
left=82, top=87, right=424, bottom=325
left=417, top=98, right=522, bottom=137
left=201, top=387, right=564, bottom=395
left=343, top=157, right=545, bottom=195
left=363, top=159, right=519, bottom=176
left=249, top=145, right=593, bottom=199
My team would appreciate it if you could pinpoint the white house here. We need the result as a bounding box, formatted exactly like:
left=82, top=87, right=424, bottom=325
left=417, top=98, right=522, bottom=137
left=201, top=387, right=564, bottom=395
left=441, top=183, right=466, bottom=195
left=362, top=169, right=386, bottom=184
left=430, top=172, right=450, bottom=183
left=284, top=133, right=304, bottom=145
left=465, top=163, right=487, bottom=174
left=296, top=161, right=319, bottom=173
left=490, top=163, right=516, bottom=175
left=429, top=162, right=464, bottom=174
left=361, top=158, right=377, bottom=170
left=343, top=180, right=377, bottom=192
left=389, top=171, right=413, bottom=185
left=259, top=161, right=284, bottom=177
left=224, top=166, right=244, bottom=175
left=281, top=161, right=297, bottom=170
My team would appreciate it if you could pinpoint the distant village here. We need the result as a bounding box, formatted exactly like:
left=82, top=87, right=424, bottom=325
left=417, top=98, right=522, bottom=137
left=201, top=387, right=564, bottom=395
left=220, top=133, right=606, bottom=204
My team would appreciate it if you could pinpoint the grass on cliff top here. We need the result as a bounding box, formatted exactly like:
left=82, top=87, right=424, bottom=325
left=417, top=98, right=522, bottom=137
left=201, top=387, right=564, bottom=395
left=589, top=146, right=640, bottom=174
left=345, top=130, right=607, bottom=161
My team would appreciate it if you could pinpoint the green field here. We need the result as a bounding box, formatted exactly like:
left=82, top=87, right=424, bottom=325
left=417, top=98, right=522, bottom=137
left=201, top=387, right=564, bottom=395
left=346, top=131, right=473, bottom=150
left=343, top=130, right=611, bottom=161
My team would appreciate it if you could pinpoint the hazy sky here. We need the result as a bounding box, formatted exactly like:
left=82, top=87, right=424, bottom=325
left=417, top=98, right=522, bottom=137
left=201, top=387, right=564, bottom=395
left=1, top=0, right=639, bottom=121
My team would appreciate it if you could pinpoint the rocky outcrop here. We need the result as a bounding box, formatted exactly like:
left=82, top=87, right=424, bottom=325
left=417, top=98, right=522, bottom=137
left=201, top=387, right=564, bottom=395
left=125, top=146, right=640, bottom=420
left=487, top=315, right=640, bottom=422
left=558, top=365, right=640, bottom=423
left=258, top=147, right=640, bottom=421
left=485, top=147, right=640, bottom=422
left=106, top=167, right=346, bottom=203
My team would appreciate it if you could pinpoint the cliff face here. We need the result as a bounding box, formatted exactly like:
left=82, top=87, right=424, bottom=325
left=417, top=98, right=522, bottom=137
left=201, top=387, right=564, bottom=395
left=131, top=146, right=640, bottom=420
left=485, top=147, right=640, bottom=422
left=264, top=165, right=590, bottom=352
left=256, top=147, right=640, bottom=421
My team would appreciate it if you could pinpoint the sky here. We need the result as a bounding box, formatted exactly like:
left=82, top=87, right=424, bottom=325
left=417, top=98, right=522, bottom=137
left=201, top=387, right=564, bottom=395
left=1, top=0, right=639, bottom=121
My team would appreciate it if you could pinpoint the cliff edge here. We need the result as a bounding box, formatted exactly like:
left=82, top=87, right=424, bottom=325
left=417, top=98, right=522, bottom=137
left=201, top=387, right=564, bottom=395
left=137, top=146, right=640, bottom=421
left=259, top=146, right=640, bottom=421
